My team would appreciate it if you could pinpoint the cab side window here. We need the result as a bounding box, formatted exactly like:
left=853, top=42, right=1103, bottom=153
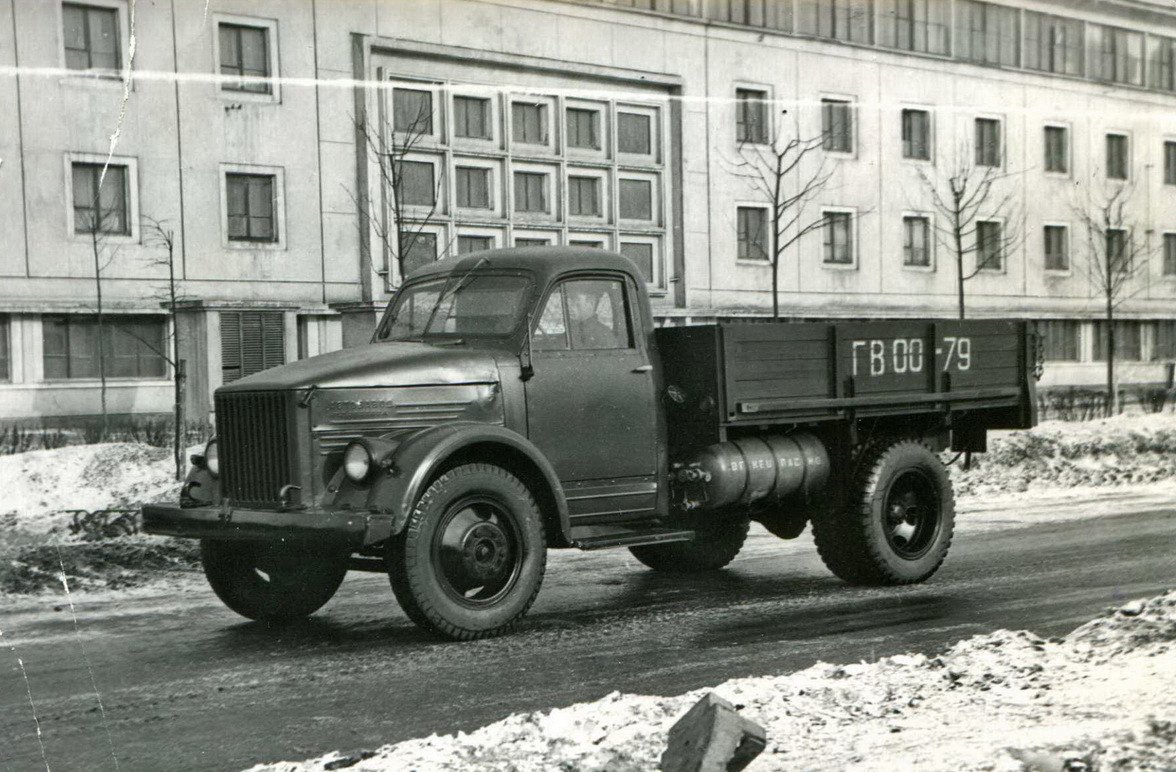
left=533, top=278, right=633, bottom=352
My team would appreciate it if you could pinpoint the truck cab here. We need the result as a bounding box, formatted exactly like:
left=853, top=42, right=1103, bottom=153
left=145, top=247, right=1038, bottom=640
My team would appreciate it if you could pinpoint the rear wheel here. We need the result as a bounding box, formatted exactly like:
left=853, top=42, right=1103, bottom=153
left=387, top=464, right=546, bottom=641
left=200, top=540, right=348, bottom=623
left=629, top=517, right=750, bottom=572
left=812, top=440, right=954, bottom=585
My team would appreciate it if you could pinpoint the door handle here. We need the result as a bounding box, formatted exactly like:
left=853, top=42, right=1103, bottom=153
left=632, top=364, right=653, bottom=373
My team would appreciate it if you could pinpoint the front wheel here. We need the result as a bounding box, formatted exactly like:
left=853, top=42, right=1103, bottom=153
left=812, top=440, right=955, bottom=586
left=200, top=540, right=348, bottom=623
left=387, top=463, right=546, bottom=641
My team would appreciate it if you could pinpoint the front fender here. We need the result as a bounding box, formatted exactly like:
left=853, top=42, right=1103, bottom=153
left=361, top=423, right=570, bottom=544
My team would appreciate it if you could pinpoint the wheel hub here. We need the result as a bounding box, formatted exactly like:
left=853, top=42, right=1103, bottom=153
left=882, top=470, right=940, bottom=560
left=434, top=498, right=523, bottom=605
left=461, top=523, right=511, bottom=583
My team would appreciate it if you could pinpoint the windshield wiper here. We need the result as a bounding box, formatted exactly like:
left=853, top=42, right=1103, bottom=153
left=422, top=255, right=490, bottom=334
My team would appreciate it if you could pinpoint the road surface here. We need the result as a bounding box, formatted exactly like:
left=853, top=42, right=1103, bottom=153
left=2, top=489, right=1174, bottom=771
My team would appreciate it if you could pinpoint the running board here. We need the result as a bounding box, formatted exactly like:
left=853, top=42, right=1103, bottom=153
left=570, top=527, right=696, bottom=551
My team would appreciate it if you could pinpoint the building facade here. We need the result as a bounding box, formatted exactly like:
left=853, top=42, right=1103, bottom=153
left=1, top=0, right=1174, bottom=423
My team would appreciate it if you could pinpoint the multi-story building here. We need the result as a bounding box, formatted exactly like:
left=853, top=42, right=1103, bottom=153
left=1, top=0, right=1174, bottom=424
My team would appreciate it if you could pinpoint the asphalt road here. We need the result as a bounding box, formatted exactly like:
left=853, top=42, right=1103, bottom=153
left=2, top=491, right=1174, bottom=772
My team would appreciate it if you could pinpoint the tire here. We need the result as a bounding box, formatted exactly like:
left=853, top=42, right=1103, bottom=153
left=200, top=540, right=348, bottom=623
left=812, top=440, right=955, bottom=586
left=629, top=518, right=750, bottom=572
left=387, top=463, right=546, bottom=641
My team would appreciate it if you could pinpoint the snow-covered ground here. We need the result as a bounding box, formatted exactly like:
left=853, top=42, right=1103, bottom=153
left=253, top=592, right=1176, bottom=772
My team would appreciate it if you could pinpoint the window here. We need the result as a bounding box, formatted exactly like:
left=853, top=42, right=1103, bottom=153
left=515, top=237, right=550, bottom=247
left=457, top=235, right=493, bottom=255
left=220, top=311, right=284, bottom=383
left=400, top=231, right=438, bottom=275
left=1163, top=234, right=1176, bottom=277
left=735, top=88, right=768, bottom=144
left=976, top=220, right=1003, bottom=271
left=1106, top=134, right=1129, bottom=180
left=455, top=166, right=491, bottom=209
left=901, top=109, right=930, bottom=160
left=567, top=176, right=601, bottom=217
left=569, top=239, right=605, bottom=248
left=737, top=207, right=769, bottom=261
left=620, top=242, right=655, bottom=283
left=1023, top=12, right=1082, bottom=76
left=705, top=0, right=792, bottom=31
left=903, top=216, right=931, bottom=267
left=395, top=160, right=436, bottom=207
left=1106, top=228, right=1130, bottom=273
left=1044, top=225, right=1068, bottom=271
left=225, top=173, right=276, bottom=242
left=1093, top=320, right=1142, bottom=362
left=1044, top=126, right=1068, bottom=174
left=43, top=315, right=167, bottom=380
left=1155, top=320, right=1176, bottom=360
left=71, top=162, right=128, bottom=235
left=878, top=0, right=949, bottom=55
left=1040, top=320, right=1080, bottom=362
left=566, top=108, right=601, bottom=150
left=512, top=101, right=547, bottom=145
left=619, top=179, right=653, bottom=220
left=822, top=99, right=853, bottom=153
left=955, top=0, right=1019, bottom=68
left=533, top=279, right=632, bottom=351
left=0, top=316, right=9, bottom=382
left=62, top=3, right=120, bottom=72
left=617, top=112, right=652, bottom=155
left=1164, top=142, right=1176, bottom=186
left=797, top=0, right=874, bottom=44
left=1088, top=24, right=1144, bottom=86
left=218, top=22, right=270, bottom=93
left=823, top=211, right=854, bottom=265
left=453, top=96, right=491, bottom=140
left=393, top=88, right=434, bottom=135
left=514, top=171, right=549, bottom=213
left=975, top=118, right=1001, bottom=167
left=1149, top=36, right=1176, bottom=92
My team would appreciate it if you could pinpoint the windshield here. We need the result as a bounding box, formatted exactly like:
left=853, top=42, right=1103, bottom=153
left=377, top=274, right=531, bottom=341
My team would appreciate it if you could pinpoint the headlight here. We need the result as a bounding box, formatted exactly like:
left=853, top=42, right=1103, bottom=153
left=343, top=441, right=373, bottom=483
left=204, top=438, right=220, bottom=478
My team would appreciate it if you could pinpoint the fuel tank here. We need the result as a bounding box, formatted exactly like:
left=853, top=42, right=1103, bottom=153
left=674, top=433, right=829, bottom=511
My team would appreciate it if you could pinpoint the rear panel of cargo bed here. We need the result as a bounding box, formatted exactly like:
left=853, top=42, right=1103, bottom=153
left=656, top=320, right=1035, bottom=452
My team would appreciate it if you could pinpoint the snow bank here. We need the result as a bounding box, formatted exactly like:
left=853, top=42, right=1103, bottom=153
left=253, top=592, right=1176, bottom=772
left=0, top=443, right=183, bottom=535
left=950, top=413, right=1176, bottom=498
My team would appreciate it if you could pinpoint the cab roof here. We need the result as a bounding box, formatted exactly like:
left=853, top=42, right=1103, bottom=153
left=405, top=246, right=645, bottom=287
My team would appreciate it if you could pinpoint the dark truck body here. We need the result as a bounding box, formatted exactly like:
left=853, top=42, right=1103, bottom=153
left=143, top=247, right=1038, bottom=639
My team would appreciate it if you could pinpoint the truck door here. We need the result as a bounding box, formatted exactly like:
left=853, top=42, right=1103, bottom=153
left=525, top=275, right=658, bottom=486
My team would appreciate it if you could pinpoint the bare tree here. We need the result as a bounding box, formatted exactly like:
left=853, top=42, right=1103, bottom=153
left=142, top=217, right=189, bottom=479
left=914, top=144, right=1025, bottom=319
left=345, top=91, right=447, bottom=292
left=729, top=110, right=836, bottom=319
left=82, top=205, right=126, bottom=440
left=1071, top=179, right=1154, bottom=416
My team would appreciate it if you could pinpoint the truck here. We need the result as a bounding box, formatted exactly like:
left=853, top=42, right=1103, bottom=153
left=144, top=247, right=1038, bottom=640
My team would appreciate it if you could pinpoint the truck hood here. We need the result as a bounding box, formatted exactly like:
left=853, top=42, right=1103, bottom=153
left=217, top=342, right=502, bottom=391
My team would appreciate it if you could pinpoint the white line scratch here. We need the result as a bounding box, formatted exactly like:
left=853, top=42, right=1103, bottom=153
left=0, top=628, right=50, bottom=771
left=56, top=549, right=120, bottom=771
left=98, top=0, right=137, bottom=197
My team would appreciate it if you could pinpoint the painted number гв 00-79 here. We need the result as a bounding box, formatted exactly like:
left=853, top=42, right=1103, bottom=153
left=850, top=337, right=972, bottom=377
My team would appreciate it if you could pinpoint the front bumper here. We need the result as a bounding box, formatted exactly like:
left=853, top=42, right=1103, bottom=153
left=142, top=503, right=395, bottom=548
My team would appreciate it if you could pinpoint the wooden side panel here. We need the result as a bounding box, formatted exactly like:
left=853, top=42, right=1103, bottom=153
left=722, top=323, right=833, bottom=420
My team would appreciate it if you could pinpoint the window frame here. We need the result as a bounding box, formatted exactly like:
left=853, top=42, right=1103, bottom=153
left=389, top=81, right=442, bottom=145
left=1161, top=232, right=1176, bottom=279
left=454, top=227, right=503, bottom=256
left=616, top=104, right=660, bottom=164
left=619, top=235, right=662, bottom=286
left=64, top=152, right=139, bottom=243
left=900, top=106, right=933, bottom=162
left=512, top=229, right=558, bottom=248
left=1164, top=140, right=1176, bottom=187
left=617, top=171, right=659, bottom=225
left=974, top=116, right=1004, bottom=169
left=1038, top=319, right=1082, bottom=362
left=452, top=157, right=501, bottom=217
left=564, top=100, right=608, bottom=160
left=820, top=96, right=856, bottom=156
left=397, top=222, right=446, bottom=275
left=450, top=92, right=497, bottom=145
left=735, top=204, right=771, bottom=264
left=0, top=315, right=11, bottom=384
left=212, top=14, right=280, bottom=103
left=41, top=313, right=169, bottom=382
left=565, top=168, right=609, bottom=222
left=1105, top=131, right=1131, bottom=181
left=509, top=96, right=556, bottom=153
left=735, top=86, right=770, bottom=146
left=975, top=218, right=1006, bottom=273
left=58, top=0, right=127, bottom=79
left=219, top=163, right=286, bottom=250
left=1042, top=123, right=1071, bottom=177
left=820, top=207, right=858, bottom=269
left=1043, top=222, right=1071, bottom=274
left=901, top=212, right=934, bottom=271
left=510, top=163, right=557, bottom=221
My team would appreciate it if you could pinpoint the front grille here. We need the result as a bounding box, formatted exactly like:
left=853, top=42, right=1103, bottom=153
left=216, top=391, right=294, bottom=508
